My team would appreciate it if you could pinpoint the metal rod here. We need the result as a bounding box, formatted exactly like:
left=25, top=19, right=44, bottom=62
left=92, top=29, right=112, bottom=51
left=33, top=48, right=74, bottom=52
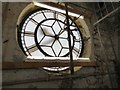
left=96, top=26, right=114, bottom=88
left=65, top=3, right=74, bottom=75
left=110, top=0, right=115, bottom=10
left=68, top=2, right=93, bottom=12
left=94, top=6, right=120, bottom=26
left=106, top=21, right=120, bottom=87
left=97, top=2, right=103, bottom=18
left=103, top=1, right=109, bottom=14
left=94, top=4, right=114, bottom=88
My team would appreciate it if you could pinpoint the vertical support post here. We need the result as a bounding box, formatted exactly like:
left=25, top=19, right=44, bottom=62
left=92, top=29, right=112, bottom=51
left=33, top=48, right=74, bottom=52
left=65, top=3, right=74, bottom=75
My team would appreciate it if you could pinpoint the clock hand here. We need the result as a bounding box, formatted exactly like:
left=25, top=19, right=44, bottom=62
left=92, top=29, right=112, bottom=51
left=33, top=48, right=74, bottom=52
left=38, top=28, right=55, bottom=45
left=41, top=37, right=54, bottom=45
left=58, top=28, right=77, bottom=38
left=43, top=28, right=52, bottom=35
left=58, top=30, right=65, bottom=36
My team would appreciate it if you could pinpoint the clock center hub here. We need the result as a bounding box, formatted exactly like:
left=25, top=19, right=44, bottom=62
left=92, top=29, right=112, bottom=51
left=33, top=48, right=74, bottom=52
left=54, top=35, right=59, bottom=40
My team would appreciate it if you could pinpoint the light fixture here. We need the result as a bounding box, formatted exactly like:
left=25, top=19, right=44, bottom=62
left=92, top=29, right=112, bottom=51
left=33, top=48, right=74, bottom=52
left=33, top=2, right=84, bottom=19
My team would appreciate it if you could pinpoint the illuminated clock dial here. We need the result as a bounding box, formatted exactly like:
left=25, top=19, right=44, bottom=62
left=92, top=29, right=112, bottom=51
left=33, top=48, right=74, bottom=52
left=17, top=9, right=83, bottom=72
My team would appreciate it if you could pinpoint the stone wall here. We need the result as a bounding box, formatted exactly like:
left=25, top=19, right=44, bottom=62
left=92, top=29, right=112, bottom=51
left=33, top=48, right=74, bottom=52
left=2, top=2, right=119, bottom=88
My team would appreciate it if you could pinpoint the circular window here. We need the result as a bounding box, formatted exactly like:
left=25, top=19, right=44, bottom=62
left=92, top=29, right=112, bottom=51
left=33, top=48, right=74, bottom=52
left=17, top=4, right=85, bottom=73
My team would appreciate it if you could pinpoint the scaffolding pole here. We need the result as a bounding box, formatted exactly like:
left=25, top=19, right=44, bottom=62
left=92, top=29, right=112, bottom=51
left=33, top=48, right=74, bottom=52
left=94, top=6, right=120, bottom=26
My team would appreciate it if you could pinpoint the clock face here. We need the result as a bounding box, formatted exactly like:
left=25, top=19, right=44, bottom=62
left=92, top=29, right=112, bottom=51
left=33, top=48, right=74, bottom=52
left=17, top=9, right=83, bottom=72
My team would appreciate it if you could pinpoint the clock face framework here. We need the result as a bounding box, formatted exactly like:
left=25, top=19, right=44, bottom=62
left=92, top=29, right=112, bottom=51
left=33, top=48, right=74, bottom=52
left=17, top=9, right=83, bottom=72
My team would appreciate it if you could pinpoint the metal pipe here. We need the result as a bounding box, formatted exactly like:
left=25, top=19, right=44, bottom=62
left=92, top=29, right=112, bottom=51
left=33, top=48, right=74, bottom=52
left=110, top=0, right=115, bottom=10
left=94, top=6, right=120, bottom=26
left=65, top=3, right=74, bottom=75
left=103, top=1, right=109, bottom=14
left=94, top=4, right=114, bottom=87
left=96, top=26, right=114, bottom=88
left=68, top=2, right=93, bottom=12
left=97, top=2, right=103, bottom=18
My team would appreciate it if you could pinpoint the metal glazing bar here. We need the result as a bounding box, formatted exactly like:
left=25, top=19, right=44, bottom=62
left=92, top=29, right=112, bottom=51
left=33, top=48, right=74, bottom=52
left=65, top=3, right=74, bottom=75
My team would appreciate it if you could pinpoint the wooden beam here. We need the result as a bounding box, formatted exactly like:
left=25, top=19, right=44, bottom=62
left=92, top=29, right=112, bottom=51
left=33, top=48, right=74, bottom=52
left=37, top=2, right=93, bottom=18
left=2, top=60, right=97, bottom=69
